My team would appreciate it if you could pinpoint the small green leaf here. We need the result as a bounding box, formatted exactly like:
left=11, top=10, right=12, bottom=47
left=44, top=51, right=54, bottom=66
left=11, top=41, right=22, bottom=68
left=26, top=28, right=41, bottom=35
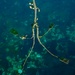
left=49, top=23, right=54, bottom=28
left=10, top=28, right=18, bottom=35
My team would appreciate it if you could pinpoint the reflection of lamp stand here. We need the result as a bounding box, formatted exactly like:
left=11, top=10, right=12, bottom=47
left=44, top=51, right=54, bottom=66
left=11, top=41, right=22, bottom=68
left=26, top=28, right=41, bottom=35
left=19, top=0, right=69, bottom=74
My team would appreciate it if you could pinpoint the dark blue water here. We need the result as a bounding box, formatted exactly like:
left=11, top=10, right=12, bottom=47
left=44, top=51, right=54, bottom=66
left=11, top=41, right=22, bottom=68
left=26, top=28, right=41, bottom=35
left=0, top=0, right=75, bottom=75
